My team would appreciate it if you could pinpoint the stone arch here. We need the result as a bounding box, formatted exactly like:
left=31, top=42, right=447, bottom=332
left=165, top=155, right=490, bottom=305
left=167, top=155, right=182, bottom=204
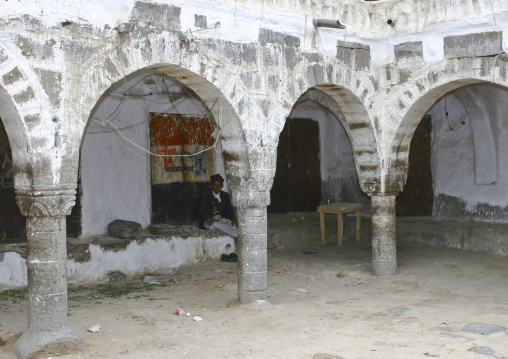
left=293, top=85, right=382, bottom=194
left=387, top=56, right=508, bottom=193
left=0, top=43, right=42, bottom=190
left=68, top=42, right=249, bottom=201
left=76, top=64, right=249, bottom=235
left=148, top=64, right=249, bottom=190
left=0, top=86, right=30, bottom=187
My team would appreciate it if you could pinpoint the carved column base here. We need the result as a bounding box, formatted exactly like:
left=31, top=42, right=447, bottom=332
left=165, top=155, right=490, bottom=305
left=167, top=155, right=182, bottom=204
left=12, top=328, right=87, bottom=359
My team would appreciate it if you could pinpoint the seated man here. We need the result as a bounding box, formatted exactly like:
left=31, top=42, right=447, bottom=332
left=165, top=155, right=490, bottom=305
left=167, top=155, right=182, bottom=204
left=198, top=174, right=238, bottom=258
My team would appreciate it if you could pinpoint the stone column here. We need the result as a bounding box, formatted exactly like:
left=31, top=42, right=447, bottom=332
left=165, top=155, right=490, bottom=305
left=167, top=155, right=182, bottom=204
left=237, top=206, right=268, bottom=303
left=371, top=193, right=397, bottom=276
left=12, top=188, right=86, bottom=359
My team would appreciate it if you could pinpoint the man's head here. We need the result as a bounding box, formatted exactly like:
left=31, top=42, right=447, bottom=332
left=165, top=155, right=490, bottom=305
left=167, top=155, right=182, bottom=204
left=210, top=174, right=224, bottom=194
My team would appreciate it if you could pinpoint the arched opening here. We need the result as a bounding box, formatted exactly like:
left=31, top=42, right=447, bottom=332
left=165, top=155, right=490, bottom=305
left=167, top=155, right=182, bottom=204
left=80, top=68, right=230, bottom=237
left=424, top=84, right=508, bottom=222
left=0, top=85, right=32, bottom=242
left=269, top=101, right=370, bottom=214
left=394, top=82, right=508, bottom=253
left=269, top=86, right=377, bottom=216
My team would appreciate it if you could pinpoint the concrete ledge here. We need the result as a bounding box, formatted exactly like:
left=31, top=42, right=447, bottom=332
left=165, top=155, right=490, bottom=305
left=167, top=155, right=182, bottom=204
left=0, top=227, right=235, bottom=289
left=397, top=217, right=508, bottom=256
left=2, top=216, right=508, bottom=290
left=267, top=213, right=508, bottom=258
left=268, top=212, right=370, bottom=248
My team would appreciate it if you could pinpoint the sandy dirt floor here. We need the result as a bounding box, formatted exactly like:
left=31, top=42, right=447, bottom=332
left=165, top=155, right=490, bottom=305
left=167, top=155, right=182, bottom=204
left=1, top=240, right=508, bottom=359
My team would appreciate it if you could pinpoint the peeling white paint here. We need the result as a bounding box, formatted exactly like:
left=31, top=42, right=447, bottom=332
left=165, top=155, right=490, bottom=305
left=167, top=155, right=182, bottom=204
left=0, top=234, right=234, bottom=289
left=67, top=235, right=235, bottom=284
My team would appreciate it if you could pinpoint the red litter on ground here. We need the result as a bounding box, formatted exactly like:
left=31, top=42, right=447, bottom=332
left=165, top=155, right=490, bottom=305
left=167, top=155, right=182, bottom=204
left=175, top=308, right=190, bottom=316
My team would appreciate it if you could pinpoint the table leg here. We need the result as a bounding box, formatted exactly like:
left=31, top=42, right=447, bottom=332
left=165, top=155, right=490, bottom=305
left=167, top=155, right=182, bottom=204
left=337, top=213, right=343, bottom=246
left=356, top=209, right=361, bottom=242
left=320, top=212, right=326, bottom=244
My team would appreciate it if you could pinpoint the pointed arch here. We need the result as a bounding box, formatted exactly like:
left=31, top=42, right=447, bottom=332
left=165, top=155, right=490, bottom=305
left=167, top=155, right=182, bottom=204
left=293, top=85, right=381, bottom=194
left=388, top=54, right=508, bottom=193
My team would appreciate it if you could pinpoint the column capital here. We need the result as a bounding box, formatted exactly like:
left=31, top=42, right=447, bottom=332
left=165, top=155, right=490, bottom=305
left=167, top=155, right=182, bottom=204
left=15, top=187, right=76, bottom=217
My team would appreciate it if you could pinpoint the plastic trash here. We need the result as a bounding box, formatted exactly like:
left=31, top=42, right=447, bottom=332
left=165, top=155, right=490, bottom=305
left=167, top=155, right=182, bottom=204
left=193, top=316, right=202, bottom=321
left=143, top=276, right=161, bottom=284
left=88, top=324, right=101, bottom=333
left=175, top=308, right=191, bottom=316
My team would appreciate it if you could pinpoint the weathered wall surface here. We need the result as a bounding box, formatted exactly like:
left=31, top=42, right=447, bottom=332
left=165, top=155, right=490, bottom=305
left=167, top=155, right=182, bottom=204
left=428, top=86, right=508, bottom=222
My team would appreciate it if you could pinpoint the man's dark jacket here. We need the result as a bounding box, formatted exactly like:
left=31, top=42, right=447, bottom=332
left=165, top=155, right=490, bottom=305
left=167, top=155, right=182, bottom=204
left=198, top=189, right=236, bottom=229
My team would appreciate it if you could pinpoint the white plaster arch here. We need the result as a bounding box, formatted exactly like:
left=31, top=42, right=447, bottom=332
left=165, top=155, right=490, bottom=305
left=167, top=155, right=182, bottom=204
left=0, top=41, right=49, bottom=190
left=453, top=85, right=500, bottom=186
left=69, top=45, right=250, bottom=199
left=387, top=56, right=508, bottom=193
left=0, top=86, right=30, bottom=188
left=293, top=85, right=382, bottom=194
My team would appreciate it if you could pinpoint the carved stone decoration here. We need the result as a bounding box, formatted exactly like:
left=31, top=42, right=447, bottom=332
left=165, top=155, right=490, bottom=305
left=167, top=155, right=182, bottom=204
left=15, top=188, right=76, bottom=218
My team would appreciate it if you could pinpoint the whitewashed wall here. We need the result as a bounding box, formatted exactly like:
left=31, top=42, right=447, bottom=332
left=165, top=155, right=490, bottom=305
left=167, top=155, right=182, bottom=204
left=428, top=86, right=508, bottom=222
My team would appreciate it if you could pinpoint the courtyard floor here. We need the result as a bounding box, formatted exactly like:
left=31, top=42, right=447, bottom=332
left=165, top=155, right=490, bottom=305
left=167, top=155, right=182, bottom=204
left=1, top=240, right=507, bottom=359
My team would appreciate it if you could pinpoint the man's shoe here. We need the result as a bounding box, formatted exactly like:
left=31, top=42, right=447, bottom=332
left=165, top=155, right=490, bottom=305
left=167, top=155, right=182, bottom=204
left=221, top=253, right=230, bottom=262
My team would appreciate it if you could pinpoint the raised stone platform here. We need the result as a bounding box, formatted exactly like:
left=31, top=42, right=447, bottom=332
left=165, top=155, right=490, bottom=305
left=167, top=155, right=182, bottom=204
left=1, top=215, right=507, bottom=290
left=0, top=225, right=236, bottom=289
left=267, top=213, right=508, bottom=257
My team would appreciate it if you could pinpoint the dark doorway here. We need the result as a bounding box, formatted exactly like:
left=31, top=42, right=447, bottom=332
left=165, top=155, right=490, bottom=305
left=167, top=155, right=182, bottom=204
left=0, top=119, right=25, bottom=240
left=66, top=177, right=82, bottom=237
left=396, top=115, right=433, bottom=216
left=150, top=113, right=215, bottom=223
left=269, top=118, right=321, bottom=213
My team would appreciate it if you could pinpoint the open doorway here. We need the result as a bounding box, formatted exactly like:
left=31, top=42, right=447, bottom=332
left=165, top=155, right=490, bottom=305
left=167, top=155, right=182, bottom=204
left=396, top=115, right=433, bottom=216
left=268, top=118, right=321, bottom=213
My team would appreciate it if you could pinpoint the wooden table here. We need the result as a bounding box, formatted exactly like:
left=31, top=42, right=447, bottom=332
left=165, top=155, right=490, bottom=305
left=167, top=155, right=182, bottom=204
left=317, top=202, right=363, bottom=246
